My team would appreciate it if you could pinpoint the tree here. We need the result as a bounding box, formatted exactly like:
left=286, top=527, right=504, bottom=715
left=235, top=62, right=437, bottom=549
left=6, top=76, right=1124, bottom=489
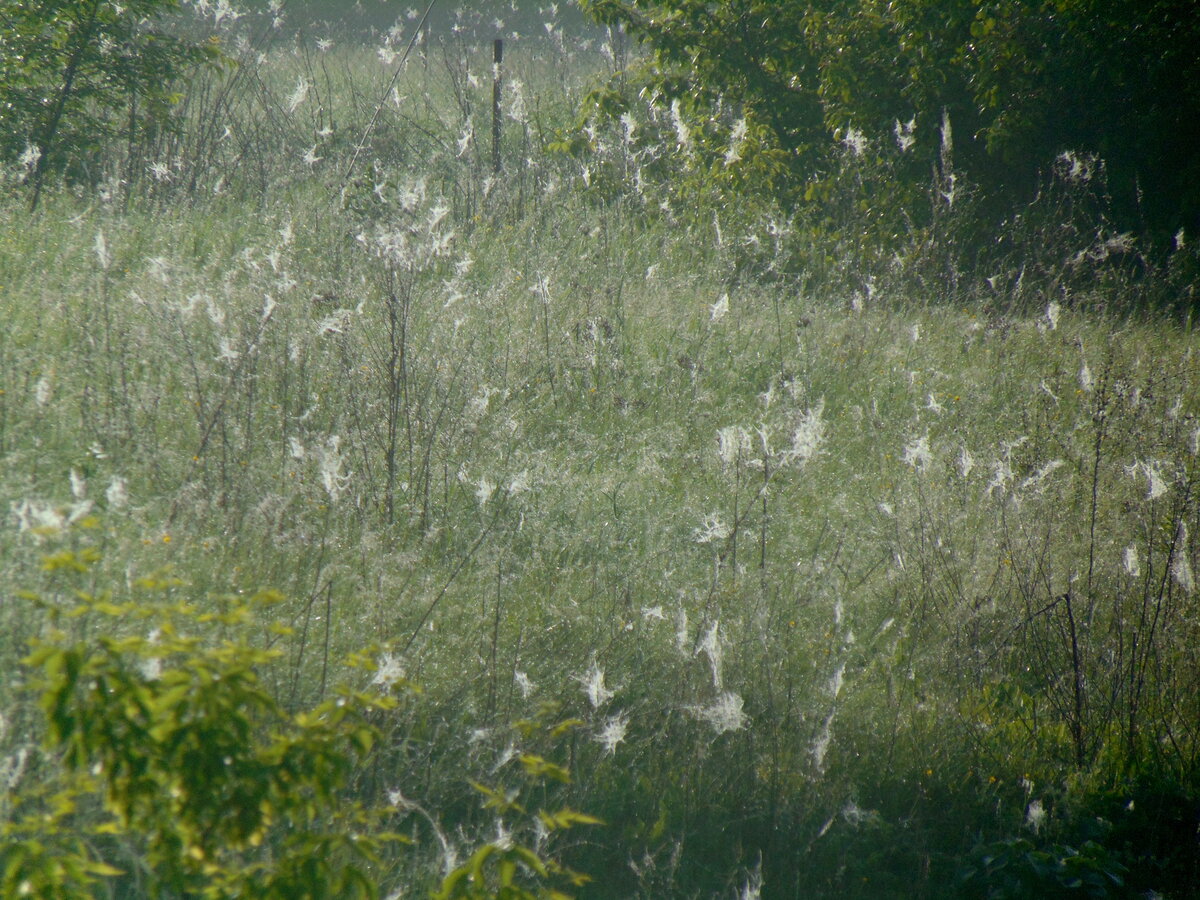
left=0, top=0, right=222, bottom=208
left=580, top=0, right=1200, bottom=239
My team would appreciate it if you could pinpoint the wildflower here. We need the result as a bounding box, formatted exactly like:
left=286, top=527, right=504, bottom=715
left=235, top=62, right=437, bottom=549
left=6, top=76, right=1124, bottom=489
left=710, top=293, right=729, bottom=322
left=893, top=117, right=916, bottom=152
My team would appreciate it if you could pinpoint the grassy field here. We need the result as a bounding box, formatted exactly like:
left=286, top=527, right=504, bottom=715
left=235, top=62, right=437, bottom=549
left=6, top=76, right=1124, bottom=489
left=2, top=6, right=1199, bottom=898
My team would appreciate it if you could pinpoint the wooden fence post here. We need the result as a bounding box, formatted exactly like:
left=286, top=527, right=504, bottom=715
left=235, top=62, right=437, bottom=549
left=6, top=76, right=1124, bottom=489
left=492, top=38, right=504, bottom=174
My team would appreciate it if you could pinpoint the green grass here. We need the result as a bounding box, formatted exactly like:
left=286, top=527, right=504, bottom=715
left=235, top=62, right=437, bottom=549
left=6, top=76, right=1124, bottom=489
left=2, top=12, right=1199, bottom=899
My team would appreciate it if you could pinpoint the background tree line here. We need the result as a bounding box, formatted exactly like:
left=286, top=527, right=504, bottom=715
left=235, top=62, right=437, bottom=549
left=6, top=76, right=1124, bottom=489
left=5, top=0, right=1199, bottom=241
left=579, top=0, right=1200, bottom=245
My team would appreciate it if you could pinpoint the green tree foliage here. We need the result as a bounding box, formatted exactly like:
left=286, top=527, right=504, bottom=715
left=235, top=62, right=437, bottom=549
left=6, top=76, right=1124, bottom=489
left=0, top=0, right=222, bottom=207
left=580, top=0, right=1200, bottom=237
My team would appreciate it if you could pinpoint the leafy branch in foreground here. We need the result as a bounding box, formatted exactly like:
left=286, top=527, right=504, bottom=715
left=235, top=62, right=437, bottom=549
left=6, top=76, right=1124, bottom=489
left=3, top=549, right=406, bottom=899
left=433, top=714, right=603, bottom=900
left=2, top=534, right=602, bottom=899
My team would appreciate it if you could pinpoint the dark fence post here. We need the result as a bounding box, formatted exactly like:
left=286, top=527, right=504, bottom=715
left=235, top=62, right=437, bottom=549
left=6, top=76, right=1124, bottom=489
left=492, top=38, right=504, bottom=174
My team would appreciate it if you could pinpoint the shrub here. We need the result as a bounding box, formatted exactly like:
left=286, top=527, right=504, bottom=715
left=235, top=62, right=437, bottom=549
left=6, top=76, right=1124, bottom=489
left=0, top=0, right=222, bottom=207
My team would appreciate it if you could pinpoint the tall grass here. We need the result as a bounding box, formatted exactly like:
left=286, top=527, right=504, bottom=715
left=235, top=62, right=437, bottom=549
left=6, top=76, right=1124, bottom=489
left=1, top=4, right=1198, bottom=897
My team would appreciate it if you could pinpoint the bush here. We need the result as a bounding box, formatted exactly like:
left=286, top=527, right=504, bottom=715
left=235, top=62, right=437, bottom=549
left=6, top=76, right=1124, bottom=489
left=1, top=535, right=597, bottom=899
